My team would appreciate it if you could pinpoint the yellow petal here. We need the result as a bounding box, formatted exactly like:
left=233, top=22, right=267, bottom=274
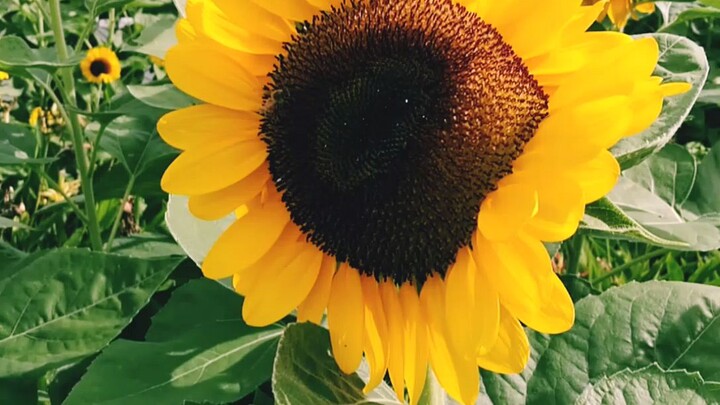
left=161, top=139, right=267, bottom=195
left=478, top=183, right=538, bottom=241
left=202, top=198, right=290, bottom=279
left=157, top=104, right=260, bottom=151
left=242, top=245, right=323, bottom=327
left=327, top=264, right=365, bottom=374
left=380, top=281, right=406, bottom=401
left=297, top=255, right=336, bottom=324
left=166, top=42, right=262, bottom=111
left=420, top=276, right=479, bottom=405
left=400, top=283, right=428, bottom=405
left=189, top=163, right=269, bottom=220
left=523, top=177, right=585, bottom=242
left=360, top=276, right=390, bottom=394
left=661, top=82, right=692, bottom=97
left=477, top=306, right=530, bottom=374
left=249, top=0, right=321, bottom=22
left=474, top=233, right=574, bottom=334
left=569, top=150, right=620, bottom=204
left=175, top=19, right=197, bottom=43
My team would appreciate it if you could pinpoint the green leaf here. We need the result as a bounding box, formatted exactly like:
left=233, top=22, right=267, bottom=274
left=0, top=249, right=183, bottom=378
left=684, top=140, right=720, bottom=215
left=582, top=145, right=720, bottom=251
left=0, top=378, right=37, bottom=404
left=526, top=281, right=720, bottom=404
left=123, top=15, right=177, bottom=59
left=127, top=83, right=196, bottom=110
left=64, top=279, right=283, bottom=405
left=96, top=116, right=178, bottom=177
left=109, top=234, right=185, bottom=259
left=0, top=216, right=29, bottom=229
left=272, top=323, right=401, bottom=405
left=577, top=365, right=720, bottom=405
left=0, top=36, right=79, bottom=72
left=0, top=123, right=56, bottom=165
left=611, top=34, right=708, bottom=169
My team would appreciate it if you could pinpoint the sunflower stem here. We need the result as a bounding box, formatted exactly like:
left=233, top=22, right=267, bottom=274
left=48, top=0, right=103, bottom=251
left=592, top=248, right=670, bottom=285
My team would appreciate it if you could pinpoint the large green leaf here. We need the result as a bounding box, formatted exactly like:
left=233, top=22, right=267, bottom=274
left=0, top=249, right=182, bottom=378
left=684, top=140, right=720, bottom=215
left=526, top=281, right=720, bottom=404
left=272, top=323, right=401, bottom=405
left=582, top=145, right=720, bottom=251
left=0, top=378, right=37, bottom=405
left=577, top=365, right=720, bottom=405
left=126, top=83, right=196, bottom=110
left=123, top=15, right=177, bottom=58
left=0, top=36, right=79, bottom=72
left=64, top=279, right=283, bottom=405
left=0, top=123, right=56, bottom=165
left=611, top=34, right=708, bottom=169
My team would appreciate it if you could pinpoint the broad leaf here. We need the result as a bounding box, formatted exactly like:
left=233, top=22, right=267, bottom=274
left=127, top=83, right=196, bottom=110
left=0, top=378, right=37, bottom=405
left=582, top=145, right=720, bottom=251
left=611, top=34, right=708, bottom=169
left=0, top=36, right=79, bottom=72
left=123, top=15, right=177, bottom=58
left=272, top=323, right=401, bottom=405
left=526, top=281, right=720, bottom=404
left=109, top=234, right=185, bottom=258
left=0, top=123, right=56, bottom=165
left=0, top=249, right=182, bottom=378
left=577, top=365, right=720, bottom=405
left=64, top=279, right=283, bottom=405
left=684, top=140, right=720, bottom=215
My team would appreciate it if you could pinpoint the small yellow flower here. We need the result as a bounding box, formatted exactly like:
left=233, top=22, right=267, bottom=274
left=0, top=71, right=8, bottom=81
left=584, top=0, right=657, bottom=29
left=80, top=47, right=121, bottom=84
left=40, top=171, right=81, bottom=205
left=149, top=55, right=165, bottom=68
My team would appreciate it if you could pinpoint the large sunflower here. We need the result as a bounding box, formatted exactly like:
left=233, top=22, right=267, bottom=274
left=160, top=1, right=689, bottom=404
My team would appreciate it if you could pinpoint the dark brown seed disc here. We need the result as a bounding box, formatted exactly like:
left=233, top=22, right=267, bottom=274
left=89, top=59, right=110, bottom=76
left=260, top=0, right=549, bottom=284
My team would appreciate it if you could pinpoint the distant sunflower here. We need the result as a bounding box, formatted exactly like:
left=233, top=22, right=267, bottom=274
left=160, top=1, right=689, bottom=404
left=0, top=71, right=8, bottom=81
left=80, top=47, right=121, bottom=84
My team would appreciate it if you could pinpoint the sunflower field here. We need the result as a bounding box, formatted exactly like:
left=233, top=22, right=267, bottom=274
left=1, top=0, right=720, bottom=404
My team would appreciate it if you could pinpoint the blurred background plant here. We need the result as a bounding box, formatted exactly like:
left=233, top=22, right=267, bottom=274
left=1, top=0, right=720, bottom=404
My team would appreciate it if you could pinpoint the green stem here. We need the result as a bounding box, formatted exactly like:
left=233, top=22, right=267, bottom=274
left=104, top=175, right=136, bottom=252
left=592, top=248, right=670, bottom=285
left=48, top=0, right=103, bottom=251
left=107, top=8, right=117, bottom=46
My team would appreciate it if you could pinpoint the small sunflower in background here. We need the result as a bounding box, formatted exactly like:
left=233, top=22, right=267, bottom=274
left=149, top=55, right=165, bottom=68
left=80, top=47, right=121, bottom=84
left=0, top=71, right=9, bottom=81
left=160, top=1, right=689, bottom=404
left=584, top=0, right=656, bottom=29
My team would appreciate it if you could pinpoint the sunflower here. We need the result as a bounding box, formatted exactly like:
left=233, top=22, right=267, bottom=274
left=80, top=47, right=121, bottom=84
left=584, top=0, right=656, bottom=29
left=159, top=1, right=689, bottom=404
left=0, top=71, right=8, bottom=81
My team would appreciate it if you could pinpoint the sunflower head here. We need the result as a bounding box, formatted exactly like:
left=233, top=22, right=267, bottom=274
left=159, top=0, right=690, bottom=404
left=0, top=71, right=8, bottom=81
left=80, top=47, right=121, bottom=84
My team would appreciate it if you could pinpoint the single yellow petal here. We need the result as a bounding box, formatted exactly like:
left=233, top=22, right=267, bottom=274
left=420, top=275, right=479, bottom=405
left=569, top=150, right=620, bottom=204
left=660, top=82, right=692, bottom=97
left=474, top=233, right=574, bottom=334
left=248, top=0, right=321, bottom=22
left=327, top=264, right=365, bottom=374
left=242, top=245, right=323, bottom=327
left=380, top=281, right=406, bottom=401
left=478, top=183, right=538, bottom=241
left=161, top=138, right=266, bottom=196
left=166, top=42, right=262, bottom=111
left=202, top=198, right=290, bottom=279
left=157, top=104, right=260, bottom=151
left=523, top=177, right=585, bottom=242
left=400, top=283, right=428, bottom=405
left=477, top=306, right=530, bottom=374
left=360, top=276, right=390, bottom=394
left=444, top=249, right=482, bottom=358
left=297, top=255, right=336, bottom=324
left=189, top=164, right=269, bottom=220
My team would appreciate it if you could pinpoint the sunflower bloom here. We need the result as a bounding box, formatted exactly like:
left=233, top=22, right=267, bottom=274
left=584, top=0, right=656, bottom=29
left=160, top=1, right=689, bottom=404
left=0, top=71, right=8, bottom=81
left=80, top=47, right=121, bottom=84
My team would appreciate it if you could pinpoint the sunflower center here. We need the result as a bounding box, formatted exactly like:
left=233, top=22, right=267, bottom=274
left=89, top=60, right=110, bottom=76
left=261, top=0, right=549, bottom=284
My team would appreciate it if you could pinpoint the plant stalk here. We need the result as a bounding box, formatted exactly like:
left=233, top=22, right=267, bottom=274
left=48, top=0, right=103, bottom=251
